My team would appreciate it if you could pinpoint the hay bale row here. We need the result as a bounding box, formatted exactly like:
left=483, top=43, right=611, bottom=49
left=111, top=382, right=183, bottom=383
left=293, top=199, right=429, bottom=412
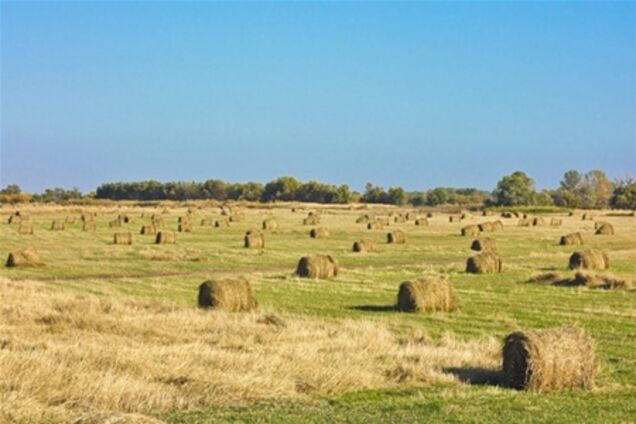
left=466, top=251, right=502, bottom=274
left=470, top=237, right=496, bottom=252
left=387, top=229, right=406, bottom=244
left=6, top=247, right=43, bottom=267
left=244, top=230, right=265, bottom=248
left=198, top=277, right=257, bottom=311
left=396, top=277, right=458, bottom=312
left=113, top=232, right=133, bottom=245
left=310, top=228, right=330, bottom=239
left=569, top=249, right=609, bottom=270
left=156, top=231, right=176, bottom=244
left=352, top=239, right=376, bottom=253
left=560, top=232, right=583, bottom=246
left=295, top=254, right=339, bottom=279
left=502, top=325, right=596, bottom=391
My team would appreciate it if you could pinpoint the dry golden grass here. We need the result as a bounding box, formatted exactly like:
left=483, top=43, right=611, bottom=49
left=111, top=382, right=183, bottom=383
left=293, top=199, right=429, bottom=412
left=0, top=277, right=500, bottom=423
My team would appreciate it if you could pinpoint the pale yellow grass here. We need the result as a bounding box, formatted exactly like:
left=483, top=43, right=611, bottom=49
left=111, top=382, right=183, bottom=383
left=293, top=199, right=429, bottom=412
left=0, top=277, right=500, bottom=423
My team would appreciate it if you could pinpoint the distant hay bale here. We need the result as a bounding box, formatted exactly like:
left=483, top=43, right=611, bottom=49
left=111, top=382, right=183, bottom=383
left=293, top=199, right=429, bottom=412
left=550, top=218, right=562, bottom=226
left=310, top=227, right=330, bottom=239
left=478, top=222, right=494, bottom=232
left=113, top=232, right=133, bottom=245
left=81, top=213, right=94, bottom=222
left=8, top=214, right=22, bottom=224
left=118, top=214, right=132, bottom=224
left=151, top=216, right=164, bottom=227
left=140, top=224, right=157, bottom=235
left=215, top=219, right=230, bottom=228
left=449, top=215, right=461, bottom=223
left=82, top=222, right=96, bottom=232
left=501, top=212, right=514, bottom=218
left=414, top=218, right=428, bottom=226
left=178, top=221, right=193, bottom=232
left=502, top=325, right=596, bottom=392
left=50, top=220, right=65, bottom=231
left=262, top=218, right=278, bottom=230
left=595, top=223, right=614, bottom=235
left=356, top=214, right=372, bottom=224
left=387, top=229, right=406, bottom=244
left=200, top=218, right=213, bottom=227
left=6, top=247, right=44, bottom=267
left=395, top=277, right=458, bottom=312
left=244, top=230, right=265, bottom=248
left=426, top=212, right=434, bottom=218
left=518, top=218, right=531, bottom=227
left=560, top=232, right=584, bottom=246
left=295, top=254, right=339, bottom=279
left=352, top=239, right=376, bottom=253
left=18, top=222, right=34, bottom=235
left=483, top=210, right=494, bottom=216
left=405, top=212, right=414, bottom=220
left=109, top=219, right=122, bottom=228
left=582, top=213, right=594, bottom=221
left=531, top=217, right=545, bottom=226
left=394, top=215, right=406, bottom=223
left=177, top=216, right=191, bottom=224
left=367, top=222, right=384, bottom=230
left=155, top=231, right=176, bottom=244
left=229, top=213, right=245, bottom=222
left=466, top=251, right=502, bottom=274
left=377, top=217, right=390, bottom=226
left=198, top=277, right=257, bottom=312
left=470, top=237, right=497, bottom=252
left=460, top=213, right=469, bottom=220
left=461, top=225, right=480, bottom=237
left=303, top=215, right=320, bottom=225
left=65, top=216, right=77, bottom=224
left=568, top=271, right=631, bottom=290
left=491, top=220, right=504, bottom=231
left=569, top=249, right=609, bottom=270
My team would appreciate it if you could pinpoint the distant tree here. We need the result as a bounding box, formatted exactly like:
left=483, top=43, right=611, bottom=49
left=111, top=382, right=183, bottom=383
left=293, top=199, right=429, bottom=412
left=560, top=170, right=583, bottom=192
left=0, top=184, right=22, bottom=195
left=610, top=179, right=636, bottom=210
left=580, top=170, right=614, bottom=208
left=492, top=171, right=536, bottom=206
left=261, top=177, right=301, bottom=202
left=387, top=187, right=406, bottom=205
left=425, top=188, right=450, bottom=206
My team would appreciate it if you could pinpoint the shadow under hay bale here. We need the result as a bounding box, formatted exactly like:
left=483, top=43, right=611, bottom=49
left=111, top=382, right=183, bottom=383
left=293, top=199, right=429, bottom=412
left=295, top=254, right=339, bottom=279
left=461, top=225, right=480, bottom=237
left=595, top=223, right=614, bottom=235
left=560, top=232, right=584, bottom=246
left=244, top=230, right=265, bottom=248
left=565, top=272, right=630, bottom=289
left=569, top=249, right=609, bottom=270
left=466, top=252, right=502, bottom=274
left=198, top=277, right=257, bottom=312
left=387, top=230, right=406, bottom=244
left=470, top=237, right=496, bottom=252
left=353, top=239, right=376, bottom=253
left=444, top=367, right=503, bottom=386
left=310, top=228, right=330, bottom=239
left=6, top=247, right=44, bottom=267
left=113, top=232, right=133, bottom=245
left=347, top=305, right=395, bottom=312
left=155, top=231, right=176, bottom=244
left=502, top=325, right=596, bottom=392
left=395, top=277, right=458, bottom=313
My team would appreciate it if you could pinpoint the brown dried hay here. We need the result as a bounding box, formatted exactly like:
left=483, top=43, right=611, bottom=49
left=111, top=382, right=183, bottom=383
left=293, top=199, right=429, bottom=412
left=414, top=218, right=429, bottom=226
left=109, top=219, right=122, bottom=228
left=295, top=254, right=339, bottom=279
left=582, top=213, right=594, bottom=221
left=466, top=251, right=502, bottom=274
left=531, top=217, right=545, bottom=226
left=200, top=218, right=213, bottom=227
left=367, top=222, right=385, bottom=230
left=140, top=225, right=157, bottom=235
left=567, top=271, right=631, bottom=290
left=50, top=220, right=65, bottom=231
left=82, top=222, right=96, bottom=232
left=595, top=223, right=614, bottom=235
left=394, top=215, right=406, bottom=223
left=478, top=222, right=494, bottom=232
left=310, top=228, right=330, bottom=239
left=215, top=219, right=230, bottom=228
left=303, top=215, right=320, bottom=225
left=426, top=212, right=434, bottom=218
left=461, top=225, right=480, bottom=237
left=18, top=222, right=34, bottom=235
left=518, top=218, right=531, bottom=227
left=198, top=277, right=257, bottom=312
left=244, top=230, right=265, bottom=248
left=449, top=215, right=461, bottom=223
left=113, top=232, right=133, bottom=245
left=560, top=232, right=584, bottom=246
left=6, top=247, right=44, bottom=267
left=550, top=218, right=562, bottom=226
left=352, top=239, right=376, bottom=253
left=502, top=325, right=596, bottom=391
left=569, top=249, right=609, bottom=270
left=491, top=220, right=504, bottom=231
left=262, top=218, right=278, bottom=230
left=387, top=229, right=406, bottom=244
left=178, top=221, right=193, bottom=232
left=470, top=237, right=497, bottom=252
left=396, top=277, right=458, bottom=313
left=155, top=231, right=176, bottom=244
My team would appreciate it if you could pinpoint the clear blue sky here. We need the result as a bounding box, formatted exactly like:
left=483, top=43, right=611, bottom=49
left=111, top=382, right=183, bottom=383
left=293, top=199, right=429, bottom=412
left=1, top=1, right=635, bottom=193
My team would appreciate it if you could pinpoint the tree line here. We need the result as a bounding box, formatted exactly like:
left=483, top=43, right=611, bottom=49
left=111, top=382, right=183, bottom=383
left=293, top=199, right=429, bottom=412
left=1, top=169, right=635, bottom=209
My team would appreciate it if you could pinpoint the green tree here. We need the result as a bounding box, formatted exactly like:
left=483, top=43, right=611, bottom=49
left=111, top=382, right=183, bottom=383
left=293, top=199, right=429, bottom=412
left=560, top=170, right=582, bottom=191
left=492, top=171, right=536, bottom=206
left=610, top=180, right=636, bottom=209
left=387, top=187, right=406, bottom=205
left=0, top=184, right=21, bottom=195
left=580, top=170, right=614, bottom=208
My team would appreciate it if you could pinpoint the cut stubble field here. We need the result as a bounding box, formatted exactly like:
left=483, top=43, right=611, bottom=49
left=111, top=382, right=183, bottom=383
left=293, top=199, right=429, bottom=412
left=0, top=204, right=635, bottom=423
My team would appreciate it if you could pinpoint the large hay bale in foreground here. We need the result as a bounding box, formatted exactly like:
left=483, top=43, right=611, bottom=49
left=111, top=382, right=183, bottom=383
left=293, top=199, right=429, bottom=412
left=352, top=239, right=376, bottom=253
left=310, top=228, right=330, bottom=239
left=595, top=223, right=614, bottom=235
left=466, top=252, right=502, bottom=274
left=470, top=237, right=497, bottom=252
left=113, top=232, right=133, bottom=245
left=478, top=222, right=494, bottom=232
left=82, top=222, right=96, bottom=232
left=155, top=231, right=176, bottom=244
left=262, top=218, right=278, bottom=230
left=387, top=229, right=406, bottom=244
left=140, top=224, right=157, bottom=235
left=18, top=222, right=34, bottom=235
left=560, top=232, right=584, bottom=246
left=502, top=325, right=596, bottom=391
left=244, top=230, right=265, bottom=248
left=50, top=220, right=65, bottom=231
left=295, top=254, right=339, bottom=279
left=6, top=247, right=43, bottom=267
left=198, top=277, right=257, bottom=312
left=569, top=250, right=609, bottom=270
left=414, top=218, right=429, bottom=226
left=461, top=225, right=480, bottom=237
left=396, top=277, right=458, bottom=313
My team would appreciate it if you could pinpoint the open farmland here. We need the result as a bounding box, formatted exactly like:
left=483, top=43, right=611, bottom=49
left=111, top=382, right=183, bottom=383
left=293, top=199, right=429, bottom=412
left=1, top=203, right=635, bottom=423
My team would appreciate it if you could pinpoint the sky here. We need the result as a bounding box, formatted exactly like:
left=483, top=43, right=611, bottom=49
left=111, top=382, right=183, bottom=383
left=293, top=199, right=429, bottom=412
left=1, top=1, right=635, bottom=193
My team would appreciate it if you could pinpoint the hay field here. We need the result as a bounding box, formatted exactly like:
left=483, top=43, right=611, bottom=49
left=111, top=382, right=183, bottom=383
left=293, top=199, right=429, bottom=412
left=1, top=204, right=635, bottom=423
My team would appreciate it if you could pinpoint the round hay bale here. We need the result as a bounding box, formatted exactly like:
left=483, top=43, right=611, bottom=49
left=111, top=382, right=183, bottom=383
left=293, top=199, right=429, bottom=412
left=295, top=254, right=339, bottom=279
left=155, top=231, right=176, bottom=244
left=550, top=218, right=562, bottom=226
left=151, top=216, right=164, bottom=228
left=414, top=218, right=429, bottom=226
left=109, top=219, right=122, bottom=228
left=198, top=277, right=257, bottom=311
left=470, top=237, right=497, bottom=252
left=215, top=219, right=230, bottom=228
left=140, top=224, right=157, bottom=235
left=229, top=212, right=245, bottom=222
left=65, top=216, right=77, bottom=224
left=502, top=325, right=596, bottom=391
left=501, top=212, right=514, bottom=218
left=8, top=215, right=22, bottom=224
left=82, top=222, right=96, bottom=232
left=478, top=222, right=494, bottom=232
left=518, top=218, right=531, bottom=227
left=569, top=249, right=609, bottom=270
left=426, top=212, right=434, bottom=218
left=394, top=215, right=406, bottom=223
left=367, top=222, right=384, bottom=230
left=461, top=225, right=480, bottom=237
left=113, top=232, right=133, bottom=245
left=356, top=214, right=373, bottom=224
left=396, top=277, right=458, bottom=312
left=595, top=223, right=614, bottom=235
left=50, top=220, right=65, bottom=231
left=449, top=215, right=461, bottom=223
left=18, top=222, right=34, bottom=235
left=466, top=251, right=502, bottom=274
left=177, top=216, right=191, bottom=224
left=352, top=239, right=376, bottom=253
left=81, top=213, right=94, bottom=222
left=118, top=214, right=132, bottom=224
left=200, top=218, right=213, bottom=227
left=560, top=232, right=584, bottom=246
left=483, top=210, right=494, bottom=216
left=387, top=229, right=406, bottom=244
left=6, top=247, right=43, bottom=267
left=531, top=217, right=545, bottom=226
left=491, top=220, right=504, bottom=231
left=178, top=221, right=193, bottom=232
left=309, top=227, right=330, bottom=239
left=303, top=215, right=320, bottom=225
left=262, top=218, right=278, bottom=230
left=582, top=213, right=594, bottom=221
left=244, top=229, right=265, bottom=248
